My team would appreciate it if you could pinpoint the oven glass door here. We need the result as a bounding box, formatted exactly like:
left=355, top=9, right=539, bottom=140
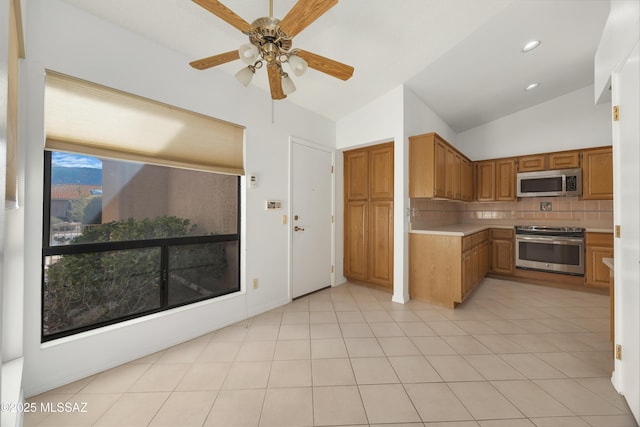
left=516, top=235, right=584, bottom=275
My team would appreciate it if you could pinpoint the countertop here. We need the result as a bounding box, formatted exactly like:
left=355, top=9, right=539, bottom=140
left=409, top=223, right=613, bottom=237
left=409, top=224, right=510, bottom=236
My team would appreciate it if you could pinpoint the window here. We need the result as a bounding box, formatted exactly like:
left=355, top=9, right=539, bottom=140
left=42, top=152, right=240, bottom=341
left=42, top=71, right=244, bottom=342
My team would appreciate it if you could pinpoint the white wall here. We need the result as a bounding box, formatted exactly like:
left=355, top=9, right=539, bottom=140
left=596, top=1, right=640, bottom=420
left=594, top=0, right=640, bottom=104
left=21, top=0, right=335, bottom=396
left=456, top=85, right=611, bottom=161
left=403, top=87, right=457, bottom=145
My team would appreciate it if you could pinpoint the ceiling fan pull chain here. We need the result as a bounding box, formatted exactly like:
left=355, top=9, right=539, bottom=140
left=269, top=0, right=273, bottom=18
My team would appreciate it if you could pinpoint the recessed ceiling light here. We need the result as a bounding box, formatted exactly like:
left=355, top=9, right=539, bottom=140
left=525, top=83, right=539, bottom=91
left=522, top=40, right=541, bottom=53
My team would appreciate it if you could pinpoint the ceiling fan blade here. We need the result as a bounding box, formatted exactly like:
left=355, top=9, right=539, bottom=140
left=296, top=49, right=354, bottom=81
left=192, top=0, right=253, bottom=33
left=267, top=63, right=286, bottom=100
left=278, top=0, right=338, bottom=38
left=189, top=50, right=240, bottom=70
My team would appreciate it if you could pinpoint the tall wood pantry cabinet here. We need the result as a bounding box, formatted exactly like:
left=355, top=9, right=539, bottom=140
left=344, top=142, right=394, bottom=289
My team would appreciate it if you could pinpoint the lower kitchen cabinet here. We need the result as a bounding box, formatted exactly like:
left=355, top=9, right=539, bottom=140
left=410, top=230, right=489, bottom=308
left=585, top=232, right=614, bottom=289
left=491, top=228, right=514, bottom=275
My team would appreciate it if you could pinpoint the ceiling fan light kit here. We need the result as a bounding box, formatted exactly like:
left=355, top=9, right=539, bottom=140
left=190, top=0, right=354, bottom=100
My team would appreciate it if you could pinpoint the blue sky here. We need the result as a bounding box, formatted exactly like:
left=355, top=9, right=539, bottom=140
left=52, top=152, right=102, bottom=169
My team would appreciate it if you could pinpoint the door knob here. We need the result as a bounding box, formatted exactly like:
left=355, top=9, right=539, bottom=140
left=294, top=226, right=305, bottom=232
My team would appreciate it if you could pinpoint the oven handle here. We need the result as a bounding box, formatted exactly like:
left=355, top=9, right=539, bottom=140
left=516, top=235, right=584, bottom=245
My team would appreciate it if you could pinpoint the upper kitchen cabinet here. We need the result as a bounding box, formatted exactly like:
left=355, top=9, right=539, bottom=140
left=476, top=160, right=495, bottom=201
left=548, top=150, right=580, bottom=170
left=461, top=158, right=474, bottom=201
left=517, top=150, right=580, bottom=172
left=495, top=159, right=516, bottom=200
left=517, top=154, right=546, bottom=172
left=582, top=147, right=613, bottom=200
left=476, top=158, right=516, bottom=201
left=409, top=132, right=472, bottom=201
left=409, top=132, right=446, bottom=198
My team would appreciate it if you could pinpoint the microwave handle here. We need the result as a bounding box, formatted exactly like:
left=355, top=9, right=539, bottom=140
left=562, top=174, right=566, bottom=194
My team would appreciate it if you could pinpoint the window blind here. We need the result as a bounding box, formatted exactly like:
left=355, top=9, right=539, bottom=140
left=44, top=71, right=245, bottom=175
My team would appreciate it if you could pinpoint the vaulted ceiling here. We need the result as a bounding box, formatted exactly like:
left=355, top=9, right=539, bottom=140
left=59, top=0, right=610, bottom=132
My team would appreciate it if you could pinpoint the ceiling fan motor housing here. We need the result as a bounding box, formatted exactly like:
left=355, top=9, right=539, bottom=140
left=248, top=17, right=293, bottom=65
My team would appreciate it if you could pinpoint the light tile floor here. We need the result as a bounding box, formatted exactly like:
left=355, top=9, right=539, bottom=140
left=24, top=278, right=638, bottom=427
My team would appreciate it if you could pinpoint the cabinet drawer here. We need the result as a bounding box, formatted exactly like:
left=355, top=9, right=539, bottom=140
left=586, top=232, right=613, bottom=247
left=491, top=228, right=514, bottom=240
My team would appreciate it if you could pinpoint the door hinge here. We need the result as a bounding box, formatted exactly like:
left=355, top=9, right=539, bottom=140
left=331, top=215, right=334, bottom=223
left=615, top=225, right=621, bottom=238
left=330, top=165, right=334, bottom=174
left=613, top=105, right=620, bottom=121
left=615, top=344, right=622, bottom=360
left=330, top=265, right=334, bottom=273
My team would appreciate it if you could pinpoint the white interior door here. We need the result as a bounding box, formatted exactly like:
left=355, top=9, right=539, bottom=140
left=291, top=141, right=333, bottom=299
left=613, top=41, right=640, bottom=423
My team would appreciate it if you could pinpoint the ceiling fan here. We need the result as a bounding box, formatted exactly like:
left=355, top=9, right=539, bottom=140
left=189, top=0, right=354, bottom=100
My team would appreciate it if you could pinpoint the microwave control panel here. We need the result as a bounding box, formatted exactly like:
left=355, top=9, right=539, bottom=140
left=566, top=175, right=578, bottom=191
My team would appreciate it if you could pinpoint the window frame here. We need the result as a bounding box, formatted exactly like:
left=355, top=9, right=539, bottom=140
left=41, top=151, right=241, bottom=342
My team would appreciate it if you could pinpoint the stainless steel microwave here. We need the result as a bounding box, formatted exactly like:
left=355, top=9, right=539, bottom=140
left=516, top=168, right=582, bottom=197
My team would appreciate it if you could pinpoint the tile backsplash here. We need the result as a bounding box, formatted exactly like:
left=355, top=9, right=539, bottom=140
left=411, top=197, right=613, bottom=230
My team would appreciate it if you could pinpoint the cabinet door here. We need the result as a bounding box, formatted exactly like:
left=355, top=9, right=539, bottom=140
left=453, top=152, right=462, bottom=200
left=369, top=143, right=394, bottom=200
left=344, top=201, right=368, bottom=281
left=548, top=151, right=580, bottom=169
left=495, top=159, right=516, bottom=201
left=479, top=240, right=490, bottom=278
left=583, top=147, right=613, bottom=200
left=344, top=150, right=368, bottom=200
left=585, top=232, right=614, bottom=288
left=445, top=146, right=456, bottom=199
left=492, top=239, right=514, bottom=274
left=434, top=138, right=447, bottom=198
left=368, top=200, right=394, bottom=288
left=476, top=161, right=495, bottom=201
left=461, top=158, right=473, bottom=201
left=462, top=246, right=480, bottom=299
left=462, top=249, right=473, bottom=298
left=409, top=134, right=434, bottom=198
left=586, top=245, right=614, bottom=288
left=518, top=154, right=546, bottom=172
